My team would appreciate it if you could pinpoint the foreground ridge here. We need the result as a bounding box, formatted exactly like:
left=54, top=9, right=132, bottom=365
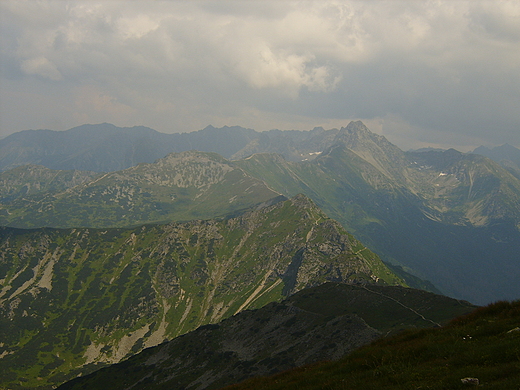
left=223, top=300, right=520, bottom=390
left=57, top=283, right=475, bottom=390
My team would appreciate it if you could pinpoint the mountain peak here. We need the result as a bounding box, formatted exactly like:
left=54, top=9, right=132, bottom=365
left=333, top=121, right=388, bottom=149
left=343, top=120, right=371, bottom=134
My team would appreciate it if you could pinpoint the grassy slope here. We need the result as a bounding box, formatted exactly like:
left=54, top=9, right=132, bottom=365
left=56, top=283, right=475, bottom=390
left=223, top=300, right=520, bottom=390
left=0, top=196, right=402, bottom=390
left=237, top=149, right=520, bottom=304
left=0, top=151, right=280, bottom=228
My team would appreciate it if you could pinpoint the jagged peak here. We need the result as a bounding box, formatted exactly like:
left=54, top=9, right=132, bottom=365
left=341, top=120, right=371, bottom=134
left=333, top=121, right=391, bottom=148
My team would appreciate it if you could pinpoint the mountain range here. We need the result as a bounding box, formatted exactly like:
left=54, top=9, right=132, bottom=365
left=0, top=195, right=404, bottom=389
left=0, top=123, right=339, bottom=172
left=1, top=120, right=519, bottom=389
left=1, top=122, right=519, bottom=304
left=57, top=282, right=476, bottom=390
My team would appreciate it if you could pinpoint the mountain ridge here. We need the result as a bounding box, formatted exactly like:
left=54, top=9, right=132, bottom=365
left=1, top=122, right=519, bottom=304
left=0, top=195, right=402, bottom=389
left=220, top=299, right=520, bottom=390
left=0, top=123, right=336, bottom=172
left=56, top=282, right=475, bottom=390
left=0, top=150, right=281, bottom=228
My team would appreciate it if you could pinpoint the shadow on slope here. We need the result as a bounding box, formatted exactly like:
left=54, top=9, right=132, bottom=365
left=57, top=283, right=475, bottom=390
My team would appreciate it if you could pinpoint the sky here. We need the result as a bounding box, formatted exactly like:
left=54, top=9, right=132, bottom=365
left=1, top=1, right=519, bottom=152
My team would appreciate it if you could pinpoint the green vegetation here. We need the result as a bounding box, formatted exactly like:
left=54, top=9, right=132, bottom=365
left=223, top=300, right=520, bottom=390
left=0, top=151, right=280, bottom=229
left=2, top=123, right=520, bottom=304
left=57, top=283, right=475, bottom=390
left=236, top=127, right=520, bottom=305
left=2, top=121, right=519, bottom=389
left=0, top=196, right=403, bottom=389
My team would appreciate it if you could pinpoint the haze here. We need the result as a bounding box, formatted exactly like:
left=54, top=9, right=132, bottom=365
left=1, top=0, right=519, bottom=151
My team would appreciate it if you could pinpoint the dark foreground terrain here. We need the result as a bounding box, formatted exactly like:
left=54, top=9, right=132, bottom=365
left=58, top=283, right=475, bottom=390
left=224, top=300, right=520, bottom=390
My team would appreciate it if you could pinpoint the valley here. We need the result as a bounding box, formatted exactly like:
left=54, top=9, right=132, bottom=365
left=0, top=121, right=519, bottom=389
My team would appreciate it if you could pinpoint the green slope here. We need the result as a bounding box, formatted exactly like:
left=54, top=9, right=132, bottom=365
left=57, top=283, right=475, bottom=390
left=0, top=195, right=403, bottom=390
left=236, top=124, right=520, bottom=305
left=2, top=122, right=519, bottom=304
left=223, top=300, right=520, bottom=390
left=0, top=151, right=280, bottom=228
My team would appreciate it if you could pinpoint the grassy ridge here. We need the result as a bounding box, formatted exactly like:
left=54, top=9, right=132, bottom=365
left=57, top=283, right=475, bottom=390
left=223, top=300, right=520, bottom=390
left=0, top=195, right=402, bottom=389
left=0, top=151, right=280, bottom=228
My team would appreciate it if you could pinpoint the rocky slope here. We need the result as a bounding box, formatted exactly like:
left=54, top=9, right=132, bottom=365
left=1, top=121, right=519, bottom=304
left=219, top=300, right=520, bottom=390
left=57, top=283, right=475, bottom=390
left=0, top=151, right=280, bottom=228
left=0, top=195, right=402, bottom=389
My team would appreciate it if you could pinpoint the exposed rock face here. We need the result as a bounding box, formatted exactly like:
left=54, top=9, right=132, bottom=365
left=0, top=195, right=402, bottom=389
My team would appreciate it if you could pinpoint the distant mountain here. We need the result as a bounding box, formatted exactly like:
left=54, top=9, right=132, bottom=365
left=407, top=147, right=446, bottom=153
left=236, top=122, right=520, bottom=304
left=405, top=148, right=520, bottom=224
left=0, top=123, right=339, bottom=172
left=1, top=122, right=519, bottom=304
left=230, top=126, right=340, bottom=162
left=216, top=299, right=520, bottom=390
left=0, top=151, right=280, bottom=228
left=0, top=195, right=404, bottom=390
left=57, top=283, right=475, bottom=390
left=472, top=143, right=520, bottom=180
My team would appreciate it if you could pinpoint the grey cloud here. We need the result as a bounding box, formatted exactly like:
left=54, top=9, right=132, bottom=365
left=0, top=0, right=518, bottom=150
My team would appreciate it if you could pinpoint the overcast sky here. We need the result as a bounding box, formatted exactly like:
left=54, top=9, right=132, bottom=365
left=1, top=1, right=519, bottom=151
